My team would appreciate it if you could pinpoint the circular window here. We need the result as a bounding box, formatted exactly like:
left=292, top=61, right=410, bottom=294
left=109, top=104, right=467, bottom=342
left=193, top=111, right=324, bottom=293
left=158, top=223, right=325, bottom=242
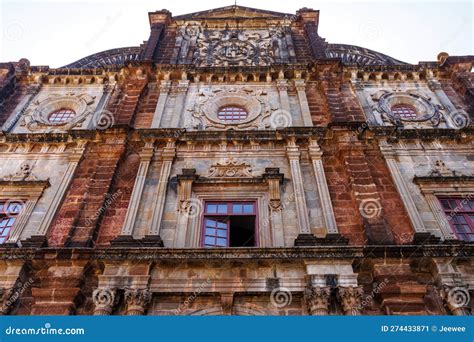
left=217, top=106, right=248, bottom=123
left=391, top=104, right=418, bottom=120
left=48, top=108, right=76, bottom=123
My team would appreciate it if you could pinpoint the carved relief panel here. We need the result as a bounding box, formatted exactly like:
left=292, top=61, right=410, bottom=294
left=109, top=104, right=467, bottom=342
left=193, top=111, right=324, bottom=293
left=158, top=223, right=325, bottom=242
left=186, top=86, right=279, bottom=130
left=174, top=23, right=296, bottom=66
left=11, top=85, right=108, bottom=133
left=355, top=83, right=461, bottom=129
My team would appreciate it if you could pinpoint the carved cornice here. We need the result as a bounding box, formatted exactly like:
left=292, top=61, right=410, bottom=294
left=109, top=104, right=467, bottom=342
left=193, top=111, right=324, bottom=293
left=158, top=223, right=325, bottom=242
left=2, top=244, right=473, bottom=261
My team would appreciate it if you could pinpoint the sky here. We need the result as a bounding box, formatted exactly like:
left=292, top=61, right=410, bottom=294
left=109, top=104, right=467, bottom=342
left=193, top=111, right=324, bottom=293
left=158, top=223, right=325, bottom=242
left=0, top=0, right=472, bottom=68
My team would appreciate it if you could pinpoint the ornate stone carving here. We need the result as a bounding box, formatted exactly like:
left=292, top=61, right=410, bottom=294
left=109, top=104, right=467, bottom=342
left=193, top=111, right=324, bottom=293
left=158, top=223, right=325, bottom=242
left=92, top=288, right=118, bottom=315
left=192, top=28, right=274, bottom=67
left=3, top=161, right=38, bottom=181
left=208, top=158, right=253, bottom=178
left=187, top=87, right=276, bottom=130
left=304, top=285, right=331, bottom=315
left=428, top=160, right=457, bottom=177
left=440, top=285, right=471, bottom=316
left=22, top=92, right=96, bottom=132
left=124, top=288, right=153, bottom=315
left=372, top=90, right=443, bottom=127
left=337, top=286, right=364, bottom=315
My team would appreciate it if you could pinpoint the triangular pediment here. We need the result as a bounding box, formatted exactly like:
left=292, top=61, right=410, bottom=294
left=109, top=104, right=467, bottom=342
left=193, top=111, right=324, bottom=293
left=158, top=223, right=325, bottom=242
left=174, top=5, right=292, bottom=20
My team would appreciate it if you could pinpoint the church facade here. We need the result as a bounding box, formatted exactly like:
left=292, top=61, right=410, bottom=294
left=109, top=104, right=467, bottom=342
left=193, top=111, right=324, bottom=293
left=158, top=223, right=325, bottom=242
left=0, top=5, right=473, bottom=315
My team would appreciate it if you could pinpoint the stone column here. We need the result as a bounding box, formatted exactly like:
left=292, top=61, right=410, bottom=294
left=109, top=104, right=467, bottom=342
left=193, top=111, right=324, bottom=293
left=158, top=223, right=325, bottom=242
left=92, top=288, right=118, bottom=315
left=379, top=140, right=434, bottom=243
left=294, top=79, right=313, bottom=127
left=277, top=79, right=291, bottom=115
left=169, top=80, right=189, bottom=128
left=440, top=285, right=471, bottom=316
left=36, top=142, right=86, bottom=236
left=287, top=140, right=318, bottom=245
left=337, top=286, right=363, bottom=315
left=286, top=140, right=312, bottom=237
left=304, top=285, right=331, bottom=315
left=263, top=168, right=285, bottom=247
left=145, top=141, right=176, bottom=243
left=174, top=169, right=198, bottom=247
left=151, top=80, right=171, bottom=128
left=119, top=142, right=154, bottom=237
left=124, top=288, right=152, bottom=315
left=307, top=140, right=341, bottom=240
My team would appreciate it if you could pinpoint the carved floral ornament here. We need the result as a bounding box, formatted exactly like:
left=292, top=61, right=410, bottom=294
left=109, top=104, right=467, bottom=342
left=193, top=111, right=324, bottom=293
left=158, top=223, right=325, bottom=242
left=21, top=92, right=96, bottom=131
left=187, top=87, right=277, bottom=130
left=371, top=90, right=443, bottom=127
left=208, top=158, right=253, bottom=178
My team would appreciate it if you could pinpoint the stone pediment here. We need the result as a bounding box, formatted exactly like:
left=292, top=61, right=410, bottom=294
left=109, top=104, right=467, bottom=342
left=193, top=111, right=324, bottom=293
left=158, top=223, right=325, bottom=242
left=174, top=5, right=292, bottom=20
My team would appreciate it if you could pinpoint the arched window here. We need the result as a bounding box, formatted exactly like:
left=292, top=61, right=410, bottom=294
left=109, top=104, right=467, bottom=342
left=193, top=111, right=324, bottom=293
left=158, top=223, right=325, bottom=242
left=217, top=106, right=248, bottom=123
left=48, top=108, right=76, bottom=123
left=391, top=104, right=417, bottom=120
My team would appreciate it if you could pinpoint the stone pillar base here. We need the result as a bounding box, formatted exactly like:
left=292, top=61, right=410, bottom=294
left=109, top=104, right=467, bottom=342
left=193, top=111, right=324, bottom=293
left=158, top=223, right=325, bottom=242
left=20, top=235, right=48, bottom=248
left=139, top=235, right=164, bottom=247
left=111, top=235, right=164, bottom=247
left=412, top=232, right=441, bottom=245
left=295, top=233, right=348, bottom=246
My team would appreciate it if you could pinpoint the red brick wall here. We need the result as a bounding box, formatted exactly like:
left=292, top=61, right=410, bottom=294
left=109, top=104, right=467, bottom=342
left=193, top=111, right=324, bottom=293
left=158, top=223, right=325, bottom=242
left=47, top=139, right=126, bottom=247
left=95, top=151, right=141, bottom=245
left=133, top=83, right=160, bottom=128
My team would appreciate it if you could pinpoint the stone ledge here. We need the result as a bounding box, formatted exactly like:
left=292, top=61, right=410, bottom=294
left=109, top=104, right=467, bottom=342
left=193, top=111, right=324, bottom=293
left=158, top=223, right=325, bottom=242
left=1, top=243, right=472, bottom=261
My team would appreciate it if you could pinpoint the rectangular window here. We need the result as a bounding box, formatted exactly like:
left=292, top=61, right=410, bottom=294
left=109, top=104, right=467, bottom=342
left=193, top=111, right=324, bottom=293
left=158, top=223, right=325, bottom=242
left=439, top=197, right=474, bottom=241
left=0, top=201, right=24, bottom=244
left=202, top=201, right=257, bottom=248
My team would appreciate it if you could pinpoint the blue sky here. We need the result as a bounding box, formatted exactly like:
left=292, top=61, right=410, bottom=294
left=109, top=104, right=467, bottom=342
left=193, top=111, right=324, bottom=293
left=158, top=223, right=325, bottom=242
left=1, top=0, right=472, bottom=67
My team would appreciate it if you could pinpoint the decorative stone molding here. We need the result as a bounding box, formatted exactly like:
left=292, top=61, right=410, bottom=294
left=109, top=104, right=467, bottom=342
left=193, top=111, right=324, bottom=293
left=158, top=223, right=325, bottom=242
left=304, top=285, right=331, bottom=315
left=92, top=288, right=118, bottom=315
left=187, top=87, right=275, bottom=130
left=337, top=286, right=364, bottom=315
left=372, top=90, right=443, bottom=127
left=21, top=92, right=96, bottom=132
left=124, top=288, right=153, bottom=315
left=440, top=285, right=471, bottom=316
left=208, top=158, right=253, bottom=178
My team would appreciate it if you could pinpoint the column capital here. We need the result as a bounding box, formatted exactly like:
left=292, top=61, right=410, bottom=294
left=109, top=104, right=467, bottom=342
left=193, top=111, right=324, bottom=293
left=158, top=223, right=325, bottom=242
left=294, top=79, right=306, bottom=92
left=124, top=288, right=152, bottom=315
left=159, top=80, right=172, bottom=92
left=428, top=79, right=442, bottom=91
left=337, top=286, right=364, bottom=315
left=92, top=288, right=118, bottom=315
left=276, top=79, right=289, bottom=91
left=304, top=285, right=331, bottom=315
left=440, top=284, right=471, bottom=315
